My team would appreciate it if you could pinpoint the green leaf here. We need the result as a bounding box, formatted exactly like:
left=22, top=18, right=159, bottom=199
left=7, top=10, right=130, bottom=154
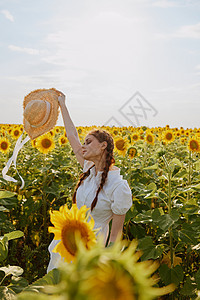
left=179, top=223, right=198, bottom=245
left=143, top=163, right=158, bottom=170
left=23, top=269, right=61, bottom=293
left=179, top=205, right=199, bottom=215
left=152, top=208, right=162, bottom=221
left=191, top=183, right=200, bottom=190
left=0, top=237, right=8, bottom=262
left=170, top=209, right=180, bottom=222
left=134, top=210, right=152, bottom=223
left=195, top=269, right=200, bottom=290
left=194, top=159, right=200, bottom=171
left=180, top=276, right=197, bottom=296
left=8, top=277, right=29, bottom=294
left=170, top=158, right=183, bottom=168
left=156, top=214, right=174, bottom=232
left=0, top=206, right=9, bottom=212
left=0, top=286, right=16, bottom=300
left=4, top=231, right=24, bottom=241
left=0, top=191, right=16, bottom=199
left=0, top=266, right=23, bottom=277
left=130, top=223, right=146, bottom=239
left=0, top=197, right=18, bottom=209
left=159, top=264, right=184, bottom=285
left=138, top=236, right=163, bottom=260
left=125, top=206, right=136, bottom=222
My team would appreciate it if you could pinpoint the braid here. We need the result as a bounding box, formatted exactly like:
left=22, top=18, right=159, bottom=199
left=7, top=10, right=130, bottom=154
left=91, top=131, right=115, bottom=211
left=72, top=164, right=94, bottom=204
left=91, top=150, right=114, bottom=211
left=72, top=129, right=115, bottom=212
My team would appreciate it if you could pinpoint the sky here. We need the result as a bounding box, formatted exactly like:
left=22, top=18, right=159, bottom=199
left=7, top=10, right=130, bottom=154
left=0, top=0, right=200, bottom=129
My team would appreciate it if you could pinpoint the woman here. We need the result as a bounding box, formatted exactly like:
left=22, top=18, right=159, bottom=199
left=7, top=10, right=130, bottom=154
left=47, top=93, right=132, bottom=272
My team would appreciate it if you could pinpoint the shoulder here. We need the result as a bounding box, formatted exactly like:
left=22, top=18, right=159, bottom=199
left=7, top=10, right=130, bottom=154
left=109, top=165, right=119, bottom=171
left=105, top=167, right=130, bottom=194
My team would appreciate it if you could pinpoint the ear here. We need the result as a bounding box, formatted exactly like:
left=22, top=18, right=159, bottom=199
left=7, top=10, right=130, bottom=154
left=101, top=141, right=107, bottom=150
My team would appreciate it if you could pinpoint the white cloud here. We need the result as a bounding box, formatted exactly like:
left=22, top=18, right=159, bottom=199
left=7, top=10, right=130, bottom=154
left=155, top=22, right=200, bottom=39
left=152, top=0, right=200, bottom=8
left=152, top=0, right=178, bottom=8
left=195, top=64, right=200, bottom=69
left=176, top=23, right=200, bottom=39
left=1, top=9, right=14, bottom=22
left=8, top=45, right=40, bottom=55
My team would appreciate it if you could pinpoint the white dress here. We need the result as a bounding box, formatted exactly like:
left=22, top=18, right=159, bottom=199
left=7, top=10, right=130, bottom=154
left=47, top=160, right=132, bottom=273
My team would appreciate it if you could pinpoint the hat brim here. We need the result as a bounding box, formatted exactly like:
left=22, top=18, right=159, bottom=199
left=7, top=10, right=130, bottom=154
left=23, top=88, right=60, bottom=140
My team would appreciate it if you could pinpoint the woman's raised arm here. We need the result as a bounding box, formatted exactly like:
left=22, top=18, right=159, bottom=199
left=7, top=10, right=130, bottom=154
left=58, top=93, right=84, bottom=168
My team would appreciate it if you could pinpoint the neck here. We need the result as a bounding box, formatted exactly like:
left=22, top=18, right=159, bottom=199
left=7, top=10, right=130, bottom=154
left=91, top=151, right=107, bottom=175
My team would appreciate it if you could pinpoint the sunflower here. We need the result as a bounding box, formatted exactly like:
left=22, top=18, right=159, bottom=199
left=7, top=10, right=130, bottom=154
left=111, top=128, right=120, bottom=137
left=114, top=136, right=128, bottom=156
left=162, top=130, right=175, bottom=144
left=48, top=204, right=97, bottom=263
left=131, top=133, right=140, bottom=143
left=58, top=135, right=68, bottom=146
left=187, top=138, right=200, bottom=153
left=145, top=132, right=155, bottom=145
left=127, top=146, right=137, bottom=159
left=54, top=126, right=62, bottom=134
left=11, top=126, right=21, bottom=140
left=48, top=129, right=55, bottom=137
left=86, top=264, right=135, bottom=300
left=180, top=137, right=187, bottom=145
left=31, top=138, right=37, bottom=148
left=35, top=133, right=55, bottom=154
left=0, top=137, right=11, bottom=154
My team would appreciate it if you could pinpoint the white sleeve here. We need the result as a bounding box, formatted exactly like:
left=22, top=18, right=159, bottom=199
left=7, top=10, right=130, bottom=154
left=83, top=160, right=94, bottom=173
left=111, top=181, right=132, bottom=215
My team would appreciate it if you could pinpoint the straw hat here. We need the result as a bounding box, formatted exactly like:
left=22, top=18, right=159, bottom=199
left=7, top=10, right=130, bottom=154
left=23, top=88, right=61, bottom=140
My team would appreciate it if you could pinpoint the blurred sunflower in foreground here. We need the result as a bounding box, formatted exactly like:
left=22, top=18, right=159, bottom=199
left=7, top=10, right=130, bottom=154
left=48, top=203, right=98, bottom=263
left=17, top=239, right=175, bottom=300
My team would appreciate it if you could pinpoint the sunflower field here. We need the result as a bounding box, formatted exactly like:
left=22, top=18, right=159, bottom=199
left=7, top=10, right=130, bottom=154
left=0, top=123, right=200, bottom=299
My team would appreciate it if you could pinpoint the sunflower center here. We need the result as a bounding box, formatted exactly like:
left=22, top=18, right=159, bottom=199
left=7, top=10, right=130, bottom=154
left=166, top=133, right=173, bottom=140
left=147, top=135, right=153, bottom=142
left=14, top=130, right=20, bottom=136
left=61, top=221, right=89, bottom=256
left=106, top=279, right=121, bottom=299
left=132, top=134, right=138, bottom=141
left=116, top=139, right=125, bottom=151
left=1, top=141, right=8, bottom=150
left=129, top=148, right=136, bottom=157
left=190, top=140, right=198, bottom=150
left=61, top=137, right=66, bottom=144
left=41, top=138, right=52, bottom=149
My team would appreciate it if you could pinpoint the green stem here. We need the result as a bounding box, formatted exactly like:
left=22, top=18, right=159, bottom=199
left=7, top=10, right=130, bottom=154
left=187, top=150, right=192, bottom=202
left=162, top=155, right=174, bottom=268
left=42, top=157, right=48, bottom=242
left=0, top=275, right=6, bottom=286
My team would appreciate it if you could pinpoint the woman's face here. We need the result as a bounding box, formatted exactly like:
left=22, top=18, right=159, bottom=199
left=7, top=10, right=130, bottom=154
left=82, top=134, right=106, bottom=161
